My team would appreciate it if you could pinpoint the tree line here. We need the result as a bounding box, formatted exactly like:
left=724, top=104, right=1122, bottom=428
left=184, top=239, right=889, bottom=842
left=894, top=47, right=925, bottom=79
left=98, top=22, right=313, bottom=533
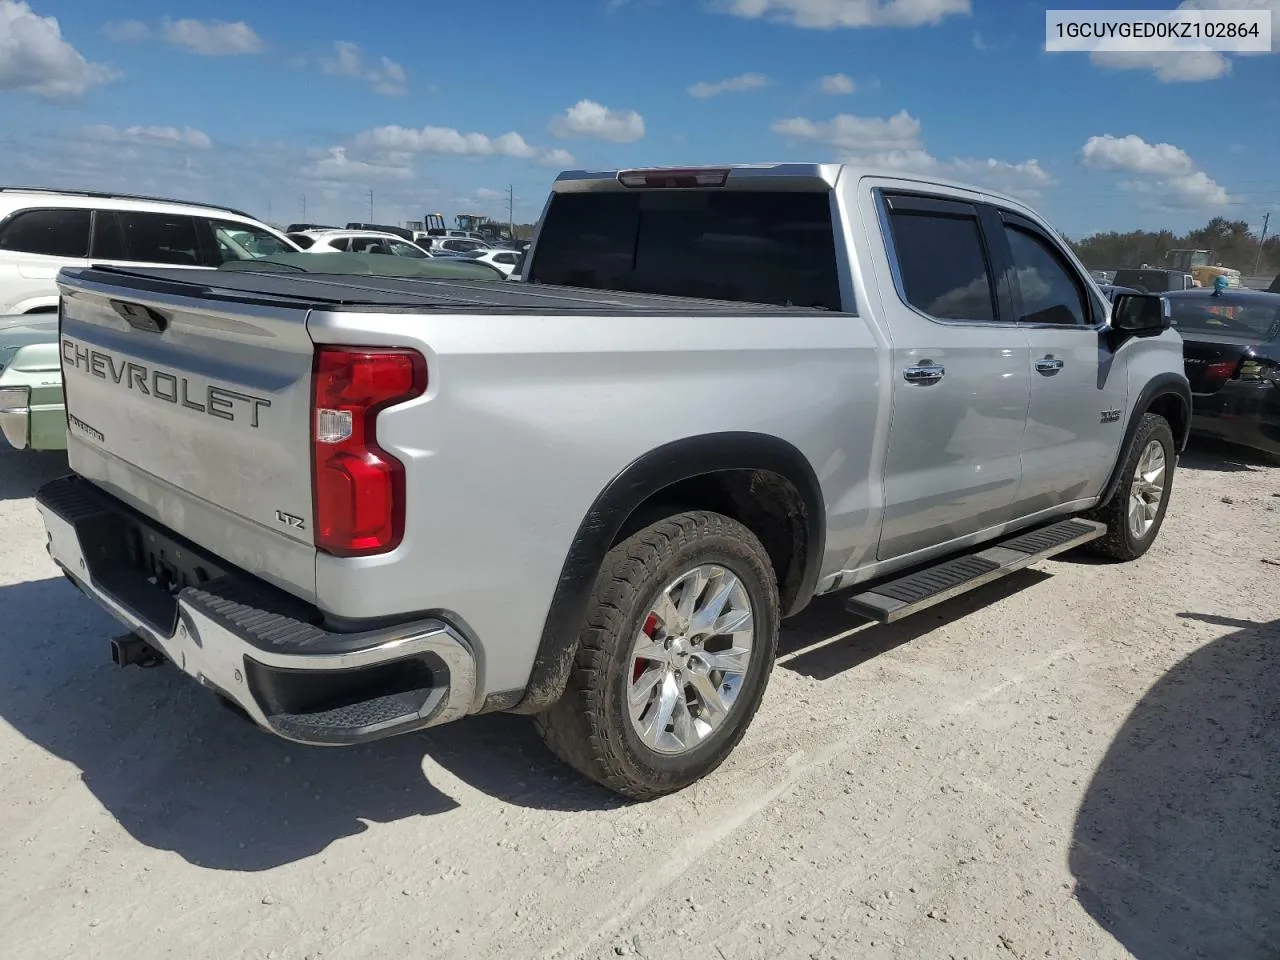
left=1065, top=217, right=1279, bottom=277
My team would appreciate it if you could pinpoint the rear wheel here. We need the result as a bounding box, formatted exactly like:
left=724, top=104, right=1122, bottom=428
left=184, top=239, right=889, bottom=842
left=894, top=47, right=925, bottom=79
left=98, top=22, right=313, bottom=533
left=1085, top=413, right=1175, bottom=561
left=534, top=510, right=779, bottom=800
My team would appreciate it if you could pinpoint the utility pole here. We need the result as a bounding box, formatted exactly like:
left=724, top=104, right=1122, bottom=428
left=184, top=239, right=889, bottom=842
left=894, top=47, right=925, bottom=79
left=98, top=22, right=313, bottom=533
left=267, top=199, right=272, bottom=223
left=301, top=194, right=307, bottom=220
left=1254, top=211, right=1271, bottom=277
left=507, top=184, right=514, bottom=237
left=369, top=189, right=374, bottom=223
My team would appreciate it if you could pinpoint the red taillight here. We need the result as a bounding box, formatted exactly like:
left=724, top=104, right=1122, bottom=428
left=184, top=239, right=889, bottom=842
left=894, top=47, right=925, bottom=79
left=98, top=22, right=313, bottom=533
left=1204, top=359, right=1238, bottom=386
left=617, top=168, right=730, bottom=188
left=311, top=346, right=426, bottom=557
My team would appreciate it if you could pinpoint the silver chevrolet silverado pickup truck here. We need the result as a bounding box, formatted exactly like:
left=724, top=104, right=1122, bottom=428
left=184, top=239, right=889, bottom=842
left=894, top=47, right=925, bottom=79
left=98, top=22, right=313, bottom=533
left=37, top=164, right=1191, bottom=800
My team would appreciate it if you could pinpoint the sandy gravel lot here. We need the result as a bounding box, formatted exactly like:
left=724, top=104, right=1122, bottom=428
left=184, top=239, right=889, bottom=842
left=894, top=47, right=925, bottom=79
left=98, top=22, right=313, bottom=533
left=0, top=442, right=1276, bottom=960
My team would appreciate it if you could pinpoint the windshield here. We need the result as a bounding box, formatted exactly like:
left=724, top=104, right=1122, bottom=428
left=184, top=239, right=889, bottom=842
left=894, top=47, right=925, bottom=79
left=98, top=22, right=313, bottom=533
left=212, top=220, right=295, bottom=261
left=1169, top=297, right=1280, bottom=340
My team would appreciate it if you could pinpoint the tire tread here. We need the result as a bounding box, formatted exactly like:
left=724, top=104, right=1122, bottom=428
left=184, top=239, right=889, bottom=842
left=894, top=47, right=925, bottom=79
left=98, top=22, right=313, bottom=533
left=534, top=510, right=778, bottom=800
left=1084, top=412, right=1175, bottom=561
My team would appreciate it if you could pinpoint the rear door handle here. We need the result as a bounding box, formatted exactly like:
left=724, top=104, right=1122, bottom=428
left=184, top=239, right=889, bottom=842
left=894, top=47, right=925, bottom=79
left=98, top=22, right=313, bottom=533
left=903, top=363, right=945, bottom=385
left=1035, top=357, right=1064, bottom=374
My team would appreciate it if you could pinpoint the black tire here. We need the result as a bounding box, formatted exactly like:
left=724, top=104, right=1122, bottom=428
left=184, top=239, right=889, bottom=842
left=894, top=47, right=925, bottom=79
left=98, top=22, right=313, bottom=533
left=534, top=510, right=780, bottom=801
left=1084, top=413, right=1176, bottom=561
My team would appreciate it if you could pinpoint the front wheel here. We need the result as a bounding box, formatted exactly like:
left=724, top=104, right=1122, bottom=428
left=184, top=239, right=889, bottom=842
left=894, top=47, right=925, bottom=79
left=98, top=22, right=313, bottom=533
left=534, top=510, right=780, bottom=800
left=1084, top=412, right=1176, bottom=561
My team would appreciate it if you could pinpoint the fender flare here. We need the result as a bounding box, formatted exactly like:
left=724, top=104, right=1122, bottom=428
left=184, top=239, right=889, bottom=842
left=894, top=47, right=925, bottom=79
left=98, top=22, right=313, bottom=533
left=1097, top=372, right=1191, bottom=508
left=511, top=431, right=826, bottom=714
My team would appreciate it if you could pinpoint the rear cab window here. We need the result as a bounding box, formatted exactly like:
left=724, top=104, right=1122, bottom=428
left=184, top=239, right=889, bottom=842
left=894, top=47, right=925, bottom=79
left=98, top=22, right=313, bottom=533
left=527, top=188, right=843, bottom=310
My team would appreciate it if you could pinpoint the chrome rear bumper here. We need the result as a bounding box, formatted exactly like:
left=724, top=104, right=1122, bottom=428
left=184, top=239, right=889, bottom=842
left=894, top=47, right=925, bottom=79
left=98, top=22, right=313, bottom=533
left=36, top=475, right=477, bottom=746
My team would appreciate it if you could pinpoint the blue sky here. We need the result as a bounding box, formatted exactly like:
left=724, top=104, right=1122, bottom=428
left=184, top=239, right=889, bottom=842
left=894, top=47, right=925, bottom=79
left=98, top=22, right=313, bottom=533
left=0, top=0, right=1276, bottom=237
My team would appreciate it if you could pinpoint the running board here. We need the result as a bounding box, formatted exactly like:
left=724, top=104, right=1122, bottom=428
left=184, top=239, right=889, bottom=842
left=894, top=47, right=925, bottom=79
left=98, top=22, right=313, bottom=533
left=845, top=518, right=1107, bottom=623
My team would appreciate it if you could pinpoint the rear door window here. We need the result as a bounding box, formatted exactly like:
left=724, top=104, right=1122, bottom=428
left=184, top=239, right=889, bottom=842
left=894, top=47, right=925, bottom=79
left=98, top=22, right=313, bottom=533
left=528, top=189, right=842, bottom=310
left=111, top=212, right=203, bottom=265
left=0, top=208, right=92, bottom=257
left=884, top=202, right=997, bottom=323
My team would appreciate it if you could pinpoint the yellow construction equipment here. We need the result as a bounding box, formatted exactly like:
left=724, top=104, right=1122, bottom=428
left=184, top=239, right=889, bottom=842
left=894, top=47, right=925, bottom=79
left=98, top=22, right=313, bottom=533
left=1165, top=249, right=1242, bottom=287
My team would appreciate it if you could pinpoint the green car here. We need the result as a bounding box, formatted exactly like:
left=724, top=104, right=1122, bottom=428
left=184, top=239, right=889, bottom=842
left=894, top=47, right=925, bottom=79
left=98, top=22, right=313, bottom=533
left=0, top=312, right=64, bottom=451
left=0, top=253, right=508, bottom=452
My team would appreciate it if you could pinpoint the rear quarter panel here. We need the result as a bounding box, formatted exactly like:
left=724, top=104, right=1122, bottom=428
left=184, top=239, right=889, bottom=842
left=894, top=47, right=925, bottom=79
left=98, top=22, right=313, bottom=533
left=306, top=307, right=883, bottom=700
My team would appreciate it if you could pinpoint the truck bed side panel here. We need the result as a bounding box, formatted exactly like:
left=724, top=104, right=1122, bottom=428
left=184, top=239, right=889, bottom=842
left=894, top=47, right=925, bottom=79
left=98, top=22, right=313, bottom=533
left=306, top=309, right=881, bottom=698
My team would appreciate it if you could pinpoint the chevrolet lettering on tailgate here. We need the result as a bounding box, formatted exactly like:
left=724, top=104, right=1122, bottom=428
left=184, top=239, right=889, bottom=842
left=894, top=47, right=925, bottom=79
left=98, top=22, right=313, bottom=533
left=61, top=338, right=272, bottom=427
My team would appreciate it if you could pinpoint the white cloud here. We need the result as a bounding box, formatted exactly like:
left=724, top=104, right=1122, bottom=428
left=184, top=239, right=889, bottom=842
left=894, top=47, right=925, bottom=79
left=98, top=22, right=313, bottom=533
left=321, top=39, right=361, bottom=77
left=818, top=72, right=855, bottom=93
left=1079, top=134, right=1194, bottom=177
left=687, top=72, right=770, bottom=97
left=1159, top=171, right=1231, bottom=208
left=0, top=128, right=565, bottom=230
left=84, top=124, right=213, bottom=150
left=1121, top=173, right=1231, bottom=209
left=548, top=100, right=645, bottom=142
left=302, top=146, right=412, bottom=183
left=539, top=147, right=578, bottom=168
left=771, top=109, right=922, bottom=152
left=771, top=108, right=1052, bottom=199
left=474, top=187, right=505, bottom=201
left=352, top=124, right=575, bottom=167
left=371, top=57, right=407, bottom=96
left=101, top=19, right=149, bottom=42
left=1090, top=49, right=1231, bottom=82
left=1080, top=133, right=1229, bottom=209
left=1087, top=0, right=1279, bottom=81
left=160, top=17, right=263, bottom=56
left=320, top=41, right=407, bottom=95
left=714, top=0, right=971, bottom=29
left=0, top=1, right=118, bottom=99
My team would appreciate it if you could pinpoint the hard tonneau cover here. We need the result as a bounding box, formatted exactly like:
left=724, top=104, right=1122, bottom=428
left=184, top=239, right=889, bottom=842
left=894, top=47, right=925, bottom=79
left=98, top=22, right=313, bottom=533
left=60, top=265, right=839, bottom=315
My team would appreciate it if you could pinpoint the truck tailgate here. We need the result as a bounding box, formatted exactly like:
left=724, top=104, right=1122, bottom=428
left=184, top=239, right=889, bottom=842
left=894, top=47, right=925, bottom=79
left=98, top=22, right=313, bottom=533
left=57, top=270, right=319, bottom=601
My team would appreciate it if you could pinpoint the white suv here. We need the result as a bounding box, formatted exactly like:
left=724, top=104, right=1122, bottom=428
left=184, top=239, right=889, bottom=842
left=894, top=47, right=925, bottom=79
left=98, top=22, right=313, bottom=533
left=0, top=188, right=299, bottom=314
left=286, top=229, right=433, bottom=259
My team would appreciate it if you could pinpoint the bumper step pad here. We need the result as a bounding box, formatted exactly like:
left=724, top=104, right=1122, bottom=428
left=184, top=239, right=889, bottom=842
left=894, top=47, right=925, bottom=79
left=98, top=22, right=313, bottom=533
left=846, top=518, right=1106, bottom=623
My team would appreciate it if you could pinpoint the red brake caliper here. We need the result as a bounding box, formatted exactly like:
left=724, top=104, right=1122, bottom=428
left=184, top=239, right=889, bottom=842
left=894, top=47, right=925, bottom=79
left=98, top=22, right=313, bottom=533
left=634, top=613, right=658, bottom=682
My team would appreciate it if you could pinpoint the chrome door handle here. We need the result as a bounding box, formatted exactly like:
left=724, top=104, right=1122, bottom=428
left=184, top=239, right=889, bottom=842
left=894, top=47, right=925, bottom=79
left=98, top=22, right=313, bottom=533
left=903, top=363, right=945, bottom=385
left=1035, top=357, right=1064, bottom=374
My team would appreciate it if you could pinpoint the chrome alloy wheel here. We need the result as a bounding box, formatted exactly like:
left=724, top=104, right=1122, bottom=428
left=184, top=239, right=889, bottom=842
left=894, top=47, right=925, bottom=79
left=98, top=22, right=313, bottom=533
left=1127, top=438, right=1166, bottom=540
left=625, top=564, right=756, bottom=756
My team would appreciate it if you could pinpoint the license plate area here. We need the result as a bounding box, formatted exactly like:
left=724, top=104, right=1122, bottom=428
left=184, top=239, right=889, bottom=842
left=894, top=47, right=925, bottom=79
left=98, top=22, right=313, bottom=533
left=78, top=507, right=233, bottom=637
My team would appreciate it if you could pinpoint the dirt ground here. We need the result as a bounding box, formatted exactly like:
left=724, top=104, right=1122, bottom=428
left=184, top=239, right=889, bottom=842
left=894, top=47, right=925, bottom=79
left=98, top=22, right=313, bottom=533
left=1, top=442, right=1276, bottom=960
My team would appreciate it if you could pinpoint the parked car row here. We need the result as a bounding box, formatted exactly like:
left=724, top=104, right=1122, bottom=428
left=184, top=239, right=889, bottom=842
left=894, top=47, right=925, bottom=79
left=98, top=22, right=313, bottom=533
left=0, top=187, right=522, bottom=452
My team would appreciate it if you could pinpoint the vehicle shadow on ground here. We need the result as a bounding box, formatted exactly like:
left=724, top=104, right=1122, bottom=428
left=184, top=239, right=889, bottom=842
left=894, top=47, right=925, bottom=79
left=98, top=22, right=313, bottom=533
left=0, top=447, right=67, bottom=501
left=776, top=568, right=1053, bottom=680
left=0, top=575, right=628, bottom=872
left=1179, top=437, right=1279, bottom=473
left=0, top=562, right=1060, bottom=873
left=1070, top=613, right=1280, bottom=960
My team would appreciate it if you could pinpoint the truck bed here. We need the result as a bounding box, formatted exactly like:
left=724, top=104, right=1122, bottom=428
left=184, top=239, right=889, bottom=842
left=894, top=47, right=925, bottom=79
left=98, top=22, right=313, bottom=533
left=60, top=265, right=840, bottom=315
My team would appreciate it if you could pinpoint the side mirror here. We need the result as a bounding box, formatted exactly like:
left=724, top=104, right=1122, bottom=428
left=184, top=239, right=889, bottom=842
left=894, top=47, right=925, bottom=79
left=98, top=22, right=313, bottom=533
left=1111, top=293, right=1170, bottom=335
